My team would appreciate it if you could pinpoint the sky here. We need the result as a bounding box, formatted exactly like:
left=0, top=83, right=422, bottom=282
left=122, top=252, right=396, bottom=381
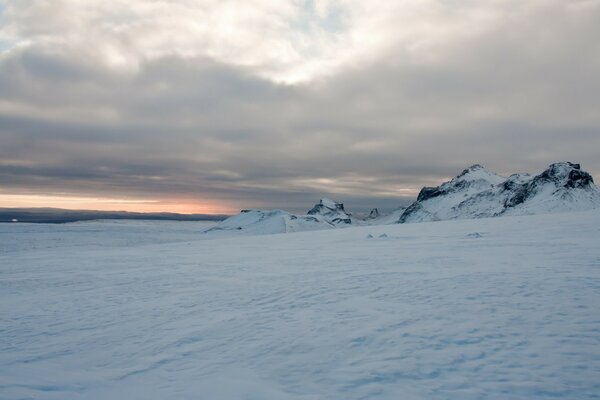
left=1, top=0, right=599, bottom=215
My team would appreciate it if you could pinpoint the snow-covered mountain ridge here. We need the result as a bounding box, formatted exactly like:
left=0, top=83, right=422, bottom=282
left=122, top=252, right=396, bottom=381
left=206, top=162, right=599, bottom=235
left=398, top=162, right=600, bottom=223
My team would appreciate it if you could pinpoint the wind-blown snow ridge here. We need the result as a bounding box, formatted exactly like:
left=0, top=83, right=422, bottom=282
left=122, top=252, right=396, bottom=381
left=205, top=209, right=334, bottom=235
left=206, top=198, right=356, bottom=236
left=398, top=162, right=600, bottom=223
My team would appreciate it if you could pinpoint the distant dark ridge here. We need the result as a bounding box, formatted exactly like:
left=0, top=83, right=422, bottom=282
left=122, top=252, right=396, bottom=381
left=0, top=208, right=229, bottom=224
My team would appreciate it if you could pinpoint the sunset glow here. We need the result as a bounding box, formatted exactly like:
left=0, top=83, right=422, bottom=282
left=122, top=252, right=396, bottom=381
left=0, top=194, right=235, bottom=215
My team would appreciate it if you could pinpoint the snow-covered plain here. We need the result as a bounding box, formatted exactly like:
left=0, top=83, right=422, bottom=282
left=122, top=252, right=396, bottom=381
left=1, top=212, right=600, bottom=399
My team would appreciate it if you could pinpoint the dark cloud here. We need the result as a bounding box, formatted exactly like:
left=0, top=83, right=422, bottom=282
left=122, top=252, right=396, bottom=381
left=1, top=2, right=600, bottom=213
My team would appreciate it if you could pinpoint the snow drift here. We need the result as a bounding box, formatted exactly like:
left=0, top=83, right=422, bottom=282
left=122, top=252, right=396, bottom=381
left=206, top=199, right=356, bottom=236
left=205, top=209, right=334, bottom=235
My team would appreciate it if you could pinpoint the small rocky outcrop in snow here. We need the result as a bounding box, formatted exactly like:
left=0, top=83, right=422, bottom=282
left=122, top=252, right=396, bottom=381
left=364, top=207, right=407, bottom=225
left=398, top=162, right=600, bottom=223
left=367, top=208, right=380, bottom=219
left=205, top=209, right=335, bottom=235
left=307, top=198, right=352, bottom=225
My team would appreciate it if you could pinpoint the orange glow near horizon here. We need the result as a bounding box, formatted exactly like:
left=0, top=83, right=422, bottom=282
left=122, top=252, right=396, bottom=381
left=0, top=194, right=236, bottom=215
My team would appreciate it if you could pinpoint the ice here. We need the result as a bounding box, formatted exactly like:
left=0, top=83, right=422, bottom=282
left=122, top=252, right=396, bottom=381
left=1, top=211, right=600, bottom=399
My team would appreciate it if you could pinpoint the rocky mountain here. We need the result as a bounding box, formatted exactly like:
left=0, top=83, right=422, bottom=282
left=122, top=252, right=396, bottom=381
left=205, top=163, right=598, bottom=234
left=307, top=198, right=352, bottom=225
left=205, top=209, right=335, bottom=236
left=398, top=162, right=600, bottom=223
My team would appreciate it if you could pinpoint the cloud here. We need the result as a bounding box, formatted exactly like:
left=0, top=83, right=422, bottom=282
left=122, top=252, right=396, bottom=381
left=1, top=0, right=355, bottom=82
left=0, top=0, right=599, bottom=213
left=4, top=0, right=577, bottom=83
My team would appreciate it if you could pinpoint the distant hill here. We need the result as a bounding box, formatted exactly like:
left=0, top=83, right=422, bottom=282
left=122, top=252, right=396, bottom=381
left=0, top=208, right=229, bottom=223
left=204, top=209, right=335, bottom=236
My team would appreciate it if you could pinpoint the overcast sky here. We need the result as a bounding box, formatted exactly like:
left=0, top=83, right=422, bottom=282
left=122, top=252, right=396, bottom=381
left=1, top=0, right=599, bottom=214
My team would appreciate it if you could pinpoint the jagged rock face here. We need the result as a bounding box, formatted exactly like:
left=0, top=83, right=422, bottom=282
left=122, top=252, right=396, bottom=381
left=533, top=162, right=594, bottom=188
left=398, top=162, right=600, bottom=223
left=503, top=162, right=596, bottom=209
left=417, top=186, right=445, bottom=202
left=566, top=169, right=594, bottom=188
left=417, top=165, right=491, bottom=202
left=307, top=198, right=352, bottom=225
left=398, top=203, right=428, bottom=223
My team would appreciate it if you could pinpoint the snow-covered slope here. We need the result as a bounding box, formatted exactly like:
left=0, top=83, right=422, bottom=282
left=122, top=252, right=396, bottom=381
left=369, top=207, right=407, bottom=225
left=2, top=211, right=600, bottom=399
left=205, top=209, right=334, bottom=235
left=399, top=162, right=600, bottom=223
left=307, top=198, right=352, bottom=225
left=206, top=199, right=355, bottom=236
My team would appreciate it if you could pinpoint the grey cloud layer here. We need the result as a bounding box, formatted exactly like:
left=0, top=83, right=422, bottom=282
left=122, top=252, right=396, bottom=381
left=1, top=0, right=599, bottom=212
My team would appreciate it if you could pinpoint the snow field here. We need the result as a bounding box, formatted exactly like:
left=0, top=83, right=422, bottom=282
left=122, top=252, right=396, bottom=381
left=1, top=212, right=600, bottom=399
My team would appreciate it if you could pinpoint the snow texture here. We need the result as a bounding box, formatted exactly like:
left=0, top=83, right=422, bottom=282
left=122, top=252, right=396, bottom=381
left=2, top=211, right=600, bottom=399
left=399, top=162, right=600, bottom=223
left=204, top=199, right=354, bottom=236
left=205, top=209, right=335, bottom=236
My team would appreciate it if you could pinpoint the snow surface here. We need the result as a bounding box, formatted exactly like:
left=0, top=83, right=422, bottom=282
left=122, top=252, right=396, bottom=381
left=2, top=211, right=600, bottom=399
left=0, top=219, right=217, bottom=254
left=207, top=205, right=404, bottom=236
left=205, top=209, right=334, bottom=236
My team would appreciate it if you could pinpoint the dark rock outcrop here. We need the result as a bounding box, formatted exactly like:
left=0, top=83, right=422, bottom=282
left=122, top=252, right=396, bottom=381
left=307, top=198, right=352, bottom=225
left=367, top=208, right=380, bottom=219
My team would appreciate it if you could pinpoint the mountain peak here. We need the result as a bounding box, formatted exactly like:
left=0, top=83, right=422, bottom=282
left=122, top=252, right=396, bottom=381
left=454, top=164, right=503, bottom=183
left=319, top=198, right=339, bottom=210
left=416, top=164, right=502, bottom=202
left=537, top=162, right=594, bottom=188
left=307, top=198, right=352, bottom=224
left=458, top=164, right=485, bottom=176
left=401, top=162, right=600, bottom=223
